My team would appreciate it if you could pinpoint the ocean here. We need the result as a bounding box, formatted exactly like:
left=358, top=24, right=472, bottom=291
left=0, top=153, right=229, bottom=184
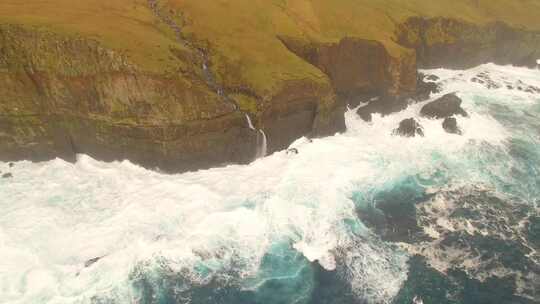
left=1, top=64, right=539, bottom=304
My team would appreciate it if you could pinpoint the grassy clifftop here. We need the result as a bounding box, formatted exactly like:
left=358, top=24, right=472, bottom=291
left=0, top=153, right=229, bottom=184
left=2, top=0, right=540, bottom=98
left=0, top=0, right=183, bottom=73
left=1, top=0, right=540, bottom=171
left=165, top=0, right=540, bottom=94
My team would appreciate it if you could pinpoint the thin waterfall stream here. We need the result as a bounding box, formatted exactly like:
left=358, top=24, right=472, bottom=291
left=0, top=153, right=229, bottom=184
left=245, top=114, right=268, bottom=159
left=148, top=0, right=267, bottom=157
left=2, top=63, right=540, bottom=304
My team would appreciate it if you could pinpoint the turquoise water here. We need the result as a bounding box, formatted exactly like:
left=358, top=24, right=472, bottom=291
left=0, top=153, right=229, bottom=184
left=0, top=64, right=539, bottom=303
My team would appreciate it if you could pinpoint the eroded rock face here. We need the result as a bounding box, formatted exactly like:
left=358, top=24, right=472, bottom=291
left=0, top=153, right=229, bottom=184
left=396, top=17, right=540, bottom=69
left=279, top=36, right=417, bottom=108
left=260, top=79, right=344, bottom=154
left=416, top=73, right=442, bottom=101
left=421, top=94, right=468, bottom=119
left=0, top=24, right=347, bottom=172
left=2, top=13, right=539, bottom=172
left=0, top=24, right=259, bottom=172
left=353, top=17, right=540, bottom=123
left=393, top=118, right=424, bottom=137
left=355, top=73, right=440, bottom=122
left=356, top=95, right=410, bottom=122
left=279, top=37, right=390, bottom=102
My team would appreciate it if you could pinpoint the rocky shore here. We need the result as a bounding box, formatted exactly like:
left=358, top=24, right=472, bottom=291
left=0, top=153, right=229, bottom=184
left=1, top=1, right=540, bottom=172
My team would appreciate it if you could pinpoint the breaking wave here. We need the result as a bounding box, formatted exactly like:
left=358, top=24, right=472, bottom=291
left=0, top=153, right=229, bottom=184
left=1, top=63, right=539, bottom=303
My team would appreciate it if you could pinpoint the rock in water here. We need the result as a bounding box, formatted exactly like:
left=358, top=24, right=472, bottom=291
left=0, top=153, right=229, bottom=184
left=415, top=73, right=442, bottom=101
left=393, top=118, right=424, bottom=137
left=84, top=257, right=103, bottom=268
left=420, top=93, right=468, bottom=119
left=355, top=75, right=441, bottom=122
left=425, top=75, right=440, bottom=81
left=286, top=148, right=299, bottom=155
left=442, top=117, right=462, bottom=135
left=8, top=162, right=14, bottom=168
left=2, top=173, right=13, bottom=179
left=356, top=95, right=410, bottom=122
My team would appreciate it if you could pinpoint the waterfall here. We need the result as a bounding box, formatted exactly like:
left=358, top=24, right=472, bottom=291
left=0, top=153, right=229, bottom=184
left=148, top=0, right=237, bottom=109
left=257, top=130, right=268, bottom=158
left=245, top=114, right=255, bottom=130
left=245, top=114, right=267, bottom=159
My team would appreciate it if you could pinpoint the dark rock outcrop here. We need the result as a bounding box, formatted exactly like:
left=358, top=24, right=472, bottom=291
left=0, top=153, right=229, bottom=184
left=396, top=17, right=540, bottom=69
left=84, top=256, right=103, bottom=268
left=286, top=148, right=298, bottom=155
left=355, top=73, right=440, bottom=122
left=2, top=9, right=540, bottom=173
left=442, top=117, right=462, bottom=135
left=279, top=36, right=417, bottom=122
left=354, top=17, right=540, bottom=124
left=420, top=94, right=468, bottom=119
left=425, top=75, right=440, bottom=82
left=2, top=172, right=13, bottom=178
left=279, top=37, right=392, bottom=105
left=260, top=79, right=343, bottom=154
left=471, top=72, right=502, bottom=89
left=393, top=118, right=424, bottom=137
left=356, top=95, right=410, bottom=122
left=0, top=24, right=344, bottom=172
left=415, top=73, right=442, bottom=102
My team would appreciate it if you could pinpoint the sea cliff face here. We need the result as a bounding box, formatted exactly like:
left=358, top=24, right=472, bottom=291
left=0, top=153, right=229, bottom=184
left=1, top=0, right=540, bottom=172
left=0, top=24, right=258, bottom=172
left=396, top=17, right=540, bottom=69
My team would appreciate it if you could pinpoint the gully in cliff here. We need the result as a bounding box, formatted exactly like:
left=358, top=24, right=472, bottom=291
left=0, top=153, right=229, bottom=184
left=148, top=0, right=266, bottom=163
left=2, top=1, right=540, bottom=174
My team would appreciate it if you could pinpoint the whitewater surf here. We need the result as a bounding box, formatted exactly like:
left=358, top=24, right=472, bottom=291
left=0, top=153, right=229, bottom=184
left=1, top=64, right=539, bottom=303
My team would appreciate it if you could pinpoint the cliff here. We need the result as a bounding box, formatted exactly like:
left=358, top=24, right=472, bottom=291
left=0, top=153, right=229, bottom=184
left=1, top=0, right=540, bottom=172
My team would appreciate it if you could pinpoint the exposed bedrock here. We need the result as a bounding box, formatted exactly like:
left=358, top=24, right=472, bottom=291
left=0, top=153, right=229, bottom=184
left=397, top=17, right=540, bottom=69
left=2, top=14, right=540, bottom=172
left=279, top=36, right=417, bottom=108
left=355, top=18, right=540, bottom=122
left=260, top=79, right=342, bottom=154
left=356, top=73, right=441, bottom=122
left=442, top=117, right=462, bottom=135
left=393, top=118, right=424, bottom=138
left=279, top=35, right=420, bottom=127
left=420, top=93, right=468, bottom=119
left=0, top=24, right=345, bottom=171
left=0, top=24, right=259, bottom=172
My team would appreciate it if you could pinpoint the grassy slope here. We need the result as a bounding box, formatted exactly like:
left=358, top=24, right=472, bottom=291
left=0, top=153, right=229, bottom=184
left=165, top=0, right=540, bottom=97
left=2, top=0, right=540, bottom=98
left=0, top=0, right=184, bottom=73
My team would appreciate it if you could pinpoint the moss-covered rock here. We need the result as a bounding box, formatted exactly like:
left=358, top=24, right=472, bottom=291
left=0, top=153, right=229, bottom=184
left=0, top=24, right=259, bottom=171
left=1, top=1, right=540, bottom=171
left=396, top=17, right=540, bottom=68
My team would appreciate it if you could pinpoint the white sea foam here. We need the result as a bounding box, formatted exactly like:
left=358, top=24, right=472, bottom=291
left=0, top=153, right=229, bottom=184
left=0, top=63, right=538, bottom=303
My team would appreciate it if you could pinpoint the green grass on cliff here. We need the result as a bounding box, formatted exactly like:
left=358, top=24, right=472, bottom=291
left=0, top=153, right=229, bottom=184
left=164, top=0, right=540, bottom=96
left=0, top=0, right=183, bottom=73
left=2, top=0, right=540, bottom=98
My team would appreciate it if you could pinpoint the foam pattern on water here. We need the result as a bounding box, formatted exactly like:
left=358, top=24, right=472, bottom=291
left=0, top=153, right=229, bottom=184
left=1, top=64, right=539, bottom=303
